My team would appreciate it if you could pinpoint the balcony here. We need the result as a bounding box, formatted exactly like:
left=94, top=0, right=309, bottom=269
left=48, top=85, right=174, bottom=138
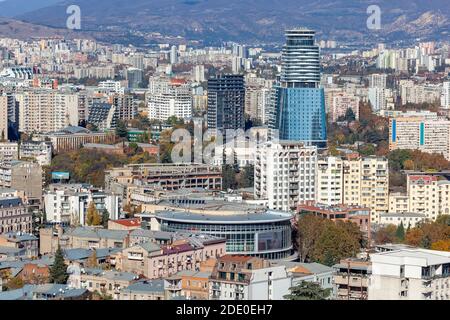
left=334, top=275, right=368, bottom=287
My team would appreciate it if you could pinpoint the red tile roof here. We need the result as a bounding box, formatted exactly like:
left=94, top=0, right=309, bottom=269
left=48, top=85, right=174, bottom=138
left=111, top=218, right=140, bottom=227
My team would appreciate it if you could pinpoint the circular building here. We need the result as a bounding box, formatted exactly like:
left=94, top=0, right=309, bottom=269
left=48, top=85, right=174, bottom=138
left=143, top=209, right=294, bottom=260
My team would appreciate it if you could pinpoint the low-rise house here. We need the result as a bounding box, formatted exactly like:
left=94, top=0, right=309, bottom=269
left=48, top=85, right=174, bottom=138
left=39, top=226, right=130, bottom=255
left=19, top=141, right=52, bottom=166
left=0, top=284, right=90, bottom=300
left=17, top=262, right=51, bottom=285
left=275, top=261, right=333, bottom=290
left=209, top=255, right=292, bottom=300
left=0, top=232, right=38, bottom=258
left=44, top=183, right=120, bottom=225
left=119, top=279, right=165, bottom=300
left=0, top=256, right=53, bottom=289
left=164, top=260, right=216, bottom=300
left=68, top=268, right=140, bottom=300
left=64, top=247, right=121, bottom=267
left=116, top=234, right=226, bottom=279
left=0, top=197, right=32, bottom=234
left=379, top=212, right=427, bottom=228
left=128, top=229, right=172, bottom=246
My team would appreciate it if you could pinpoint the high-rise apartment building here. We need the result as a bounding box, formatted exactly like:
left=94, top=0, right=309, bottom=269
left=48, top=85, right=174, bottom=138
left=0, top=160, right=43, bottom=210
left=329, top=92, right=360, bottom=122
left=316, top=156, right=344, bottom=206
left=316, top=155, right=389, bottom=223
left=407, top=174, right=450, bottom=220
left=369, top=74, right=387, bottom=88
left=389, top=114, right=450, bottom=160
left=170, top=45, right=178, bottom=65
left=254, top=141, right=317, bottom=212
left=269, top=29, right=327, bottom=148
left=148, top=77, right=192, bottom=121
left=16, top=89, right=79, bottom=134
left=244, top=74, right=271, bottom=124
left=442, top=81, right=450, bottom=109
left=192, top=65, right=205, bottom=83
left=0, top=95, right=8, bottom=141
left=207, top=74, right=245, bottom=133
left=112, top=94, right=136, bottom=122
left=126, top=68, right=143, bottom=89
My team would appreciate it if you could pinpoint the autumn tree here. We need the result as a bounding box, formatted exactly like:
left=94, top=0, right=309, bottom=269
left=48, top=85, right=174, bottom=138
left=405, top=228, right=424, bottom=246
left=311, top=221, right=361, bottom=266
left=296, top=215, right=326, bottom=262
left=86, top=202, right=102, bottom=226
left=6, top=277, right=24, bottom=290
left=374, top=224, right=398, bottom=244
left=86, top=250, right=99, bottom=268
left=296, top=215, right=362, bottom=265
left=431, top=240, right=450, bottom=252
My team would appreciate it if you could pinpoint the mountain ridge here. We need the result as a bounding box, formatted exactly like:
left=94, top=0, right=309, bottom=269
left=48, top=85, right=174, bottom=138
left=0, top=0, right=448, bottom=45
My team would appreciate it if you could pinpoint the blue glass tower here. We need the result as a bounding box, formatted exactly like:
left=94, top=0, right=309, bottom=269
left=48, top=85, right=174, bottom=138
left=269, top=29, right=327, bottom=148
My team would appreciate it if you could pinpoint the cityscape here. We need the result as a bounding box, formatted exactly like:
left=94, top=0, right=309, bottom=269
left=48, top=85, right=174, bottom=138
left=0, top=0, right=449, bottom=308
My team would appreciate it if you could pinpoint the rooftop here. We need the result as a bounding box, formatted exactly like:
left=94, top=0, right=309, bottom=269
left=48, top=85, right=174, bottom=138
left=122, top=279, right=165, bottom=294
left=371, top=249, right=450, bottom=266
left=380, top=212, right=427, bottom=218
left=150, top=209, right=294, bottom=224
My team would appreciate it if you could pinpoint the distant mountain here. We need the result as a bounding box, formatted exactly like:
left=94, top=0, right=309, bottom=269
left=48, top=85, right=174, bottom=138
left=0, top=0, right=62, bottom=17
left=0, top=17, right=92, bottom=40
left=6, top=0, right=450, bottom=45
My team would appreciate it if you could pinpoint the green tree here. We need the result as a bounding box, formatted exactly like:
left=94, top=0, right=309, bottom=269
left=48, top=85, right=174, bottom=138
left=421, top=235, right=432, bottom=249
left=396, top=222, right=405, bottom=241
left=222, top=164, right=238, bottom=190
left=115, top=120, right=128, bottom=138
left=237, top=165, right=254, bottom=188
left=102, top=211, right=109, bottom=228
left=344, top=108, right=356, bottom=122
left=436, top=215, right=450, bottom=226
left=284, top=281, right=331, bottom=300
left=49, top=246, right=68, bottom=284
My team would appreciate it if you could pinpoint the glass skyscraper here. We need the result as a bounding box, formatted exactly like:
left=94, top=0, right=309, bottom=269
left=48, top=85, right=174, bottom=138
left=269, top=28, right=327, bottom=148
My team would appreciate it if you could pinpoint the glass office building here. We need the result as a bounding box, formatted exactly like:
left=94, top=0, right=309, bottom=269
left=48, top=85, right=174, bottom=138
left=207, top=74, right=245, bottom=133
left=148, top=210, right=294, bottom=260
left=269, top=28, right=327, bottom=148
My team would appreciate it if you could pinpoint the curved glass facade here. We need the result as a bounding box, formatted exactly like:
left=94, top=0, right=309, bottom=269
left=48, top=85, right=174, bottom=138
left=158, top=218, right=292, bottom=260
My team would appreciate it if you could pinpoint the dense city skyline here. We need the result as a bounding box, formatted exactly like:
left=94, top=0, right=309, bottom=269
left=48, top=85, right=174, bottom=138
left=0, top=1, right=449, bottom=311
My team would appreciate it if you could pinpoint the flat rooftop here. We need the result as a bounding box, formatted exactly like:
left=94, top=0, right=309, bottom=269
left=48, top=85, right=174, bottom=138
left=149, top=209, right=294, bottom=224
left=371, top=249, right=450, bottom=266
